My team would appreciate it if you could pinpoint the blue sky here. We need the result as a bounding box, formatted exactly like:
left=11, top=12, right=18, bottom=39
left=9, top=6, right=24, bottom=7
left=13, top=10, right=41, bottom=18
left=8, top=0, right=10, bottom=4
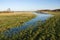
left=0, top=0, right=60, bottom=11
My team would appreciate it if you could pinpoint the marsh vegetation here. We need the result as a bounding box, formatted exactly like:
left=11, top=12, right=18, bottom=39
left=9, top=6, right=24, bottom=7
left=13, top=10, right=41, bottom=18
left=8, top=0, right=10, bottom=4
left=0, top=11, right=60, bottom=40
left=0, top=12, right=36, bottom=32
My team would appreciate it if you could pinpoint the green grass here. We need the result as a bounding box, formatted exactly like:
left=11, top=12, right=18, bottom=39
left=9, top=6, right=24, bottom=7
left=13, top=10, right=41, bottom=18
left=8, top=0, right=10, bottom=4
left=0, top=11, right=60, bottom=40
left=0, top=12, right=36, bottom=32
left=16, top=11, right=60, bottom=40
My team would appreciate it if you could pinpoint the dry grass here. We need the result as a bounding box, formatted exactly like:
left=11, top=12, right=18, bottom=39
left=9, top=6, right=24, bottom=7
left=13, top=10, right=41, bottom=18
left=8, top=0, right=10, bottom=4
left=0, top=12, right=36, bottom=32
left=0, top=12, right=34, bottom=16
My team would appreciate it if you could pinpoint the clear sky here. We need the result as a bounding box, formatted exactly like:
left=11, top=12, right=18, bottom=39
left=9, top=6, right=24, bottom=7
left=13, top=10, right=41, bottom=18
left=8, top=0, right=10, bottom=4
left=0, top=0, right=60, bottom=11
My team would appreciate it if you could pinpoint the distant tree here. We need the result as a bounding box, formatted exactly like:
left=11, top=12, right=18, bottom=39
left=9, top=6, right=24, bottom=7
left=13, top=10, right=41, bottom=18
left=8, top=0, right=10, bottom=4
left=7, top=8, right=11, bottom=11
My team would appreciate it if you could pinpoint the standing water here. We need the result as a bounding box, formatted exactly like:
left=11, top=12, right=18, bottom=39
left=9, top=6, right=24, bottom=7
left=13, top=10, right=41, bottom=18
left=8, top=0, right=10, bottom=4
left=4, top=12, right=54, bottom=37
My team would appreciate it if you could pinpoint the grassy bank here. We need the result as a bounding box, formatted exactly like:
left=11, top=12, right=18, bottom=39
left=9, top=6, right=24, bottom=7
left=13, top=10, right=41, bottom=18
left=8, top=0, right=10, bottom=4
left=0, top=12, right=36, bottom=32
left=16, top=11, right=60, bottom=40
left=0, top=11, right=60, bottom=40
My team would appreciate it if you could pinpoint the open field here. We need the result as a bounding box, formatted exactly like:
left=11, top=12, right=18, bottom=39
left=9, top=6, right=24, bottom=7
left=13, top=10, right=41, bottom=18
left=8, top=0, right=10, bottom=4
left=0, top=12, right=36, bottom=32
left=15, top=11, right=60, bottom=40
left=16, top=11, right=60, bottom=40
left=0, top=11, right=60, bottom=40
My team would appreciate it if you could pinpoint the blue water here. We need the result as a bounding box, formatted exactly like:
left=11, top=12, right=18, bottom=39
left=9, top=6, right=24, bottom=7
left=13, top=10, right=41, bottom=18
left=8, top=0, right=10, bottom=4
left=3, top=12, right=53, bottom=37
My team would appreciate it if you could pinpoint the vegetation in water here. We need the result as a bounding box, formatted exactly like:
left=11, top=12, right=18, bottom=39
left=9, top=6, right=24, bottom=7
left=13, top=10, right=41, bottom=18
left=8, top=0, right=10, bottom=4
left=0, top=11, right=60, bottom=40
left=0, top=12, right=36, bottom=32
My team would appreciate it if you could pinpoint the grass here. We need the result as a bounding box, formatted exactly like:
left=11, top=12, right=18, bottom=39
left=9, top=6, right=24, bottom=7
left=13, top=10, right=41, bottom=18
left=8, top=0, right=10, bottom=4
left=0, top=12, right=36, bottom=32
left=0, top=11, right=60, bottom=40
left=17, top=11, right=60, bottom=40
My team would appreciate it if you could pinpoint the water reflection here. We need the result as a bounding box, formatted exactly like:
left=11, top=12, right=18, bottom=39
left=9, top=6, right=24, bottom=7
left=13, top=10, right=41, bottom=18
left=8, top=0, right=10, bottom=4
left=4, top=12, right=54, bottom=37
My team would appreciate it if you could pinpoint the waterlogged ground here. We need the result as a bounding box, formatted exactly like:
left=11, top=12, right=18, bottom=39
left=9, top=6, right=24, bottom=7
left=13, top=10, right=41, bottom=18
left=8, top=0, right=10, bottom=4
left=3, top=12, right=53, bottom=37
left=0, top=12, right=36, bottom=32
left=0, top=11, right=60, bottom=40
